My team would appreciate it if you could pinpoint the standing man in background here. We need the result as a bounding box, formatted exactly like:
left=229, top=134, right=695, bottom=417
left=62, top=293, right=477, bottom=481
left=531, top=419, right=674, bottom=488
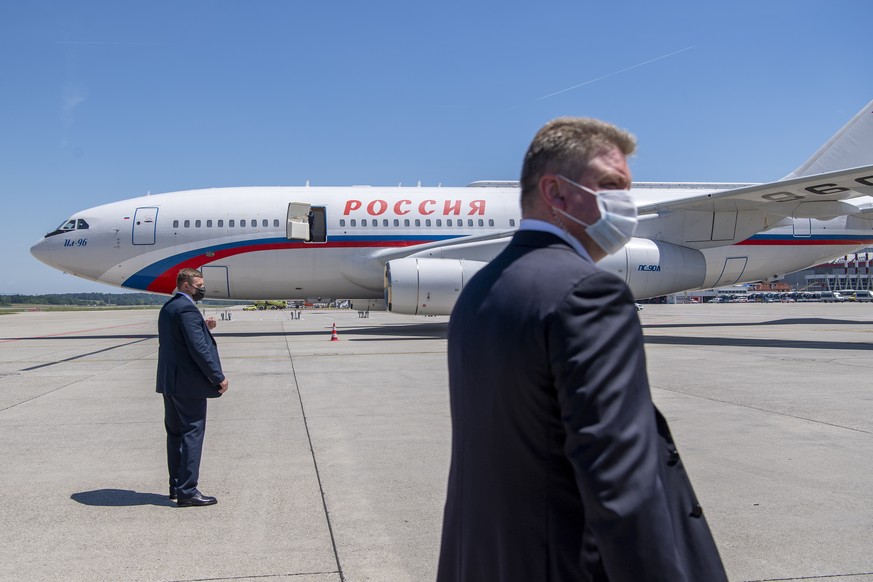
left=437, top=118, right=726, bottom=580
left=157, top=267, right=228, bottom=507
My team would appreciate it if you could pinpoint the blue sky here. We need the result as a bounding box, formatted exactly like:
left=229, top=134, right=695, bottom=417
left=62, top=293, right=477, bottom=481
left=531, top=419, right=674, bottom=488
left=2, top=1, right=871, bottom=294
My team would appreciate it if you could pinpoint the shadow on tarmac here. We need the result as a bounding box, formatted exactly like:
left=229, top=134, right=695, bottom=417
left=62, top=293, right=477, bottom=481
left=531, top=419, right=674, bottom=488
left=644, top=335, right=872, bottom=351
left=71, top=489, right=173, bottom=507
left=642, top=317, right=866, bottom=330
left=218, top=322, right=449, bottom=340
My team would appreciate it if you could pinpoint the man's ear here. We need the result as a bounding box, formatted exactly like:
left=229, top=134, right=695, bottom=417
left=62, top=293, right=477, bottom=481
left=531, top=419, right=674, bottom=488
left=538, top=175, right=564, bottom=209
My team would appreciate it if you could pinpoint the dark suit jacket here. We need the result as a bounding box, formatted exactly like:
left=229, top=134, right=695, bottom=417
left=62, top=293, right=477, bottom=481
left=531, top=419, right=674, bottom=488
left=156, top=293, right=224, bottom=399
left=437, top=230, right=726, bottom=582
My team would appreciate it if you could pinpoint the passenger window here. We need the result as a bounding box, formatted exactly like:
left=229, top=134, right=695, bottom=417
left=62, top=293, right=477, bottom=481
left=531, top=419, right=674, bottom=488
left=351, top=219, right=357, bottom=227
left=184, top=220, right=190, bottom=228
left=206, top=220, right=213, bottom=227
left=436, top=219, right=442, bottom=227
left=488, top=219, right=494, bottom=227
left=414, top=219, right=421, bottom=227
left=383, top=219, right=389, bottom=227
left=478, top=219, right=484, bottom=227
left=241, top=220, right=246, bottom=227
left=457, top=219, right=462, bottom=226
left=273, top=219, right=279, bottom=227
left=393, top=219, right=399, bottom=226
left=404, top=219, right=410, bottom=227
left=173, top=220, right=179, bottom=228
left=218, top=219, right=224, bottom=227
left=509, top=219, right=516, bottom=227
left=262, top=219, right=268, bottom=227
left=468, top=219, right=474, bottom=227
left=229, top=220, right=235, bottom=227
left=340, top=219, right=346, bottom=227
left=195, top=220, right=201, bottom=228
left=425, top=219, right=431, bottom=226
left=362, top=219, right=368, bottom=227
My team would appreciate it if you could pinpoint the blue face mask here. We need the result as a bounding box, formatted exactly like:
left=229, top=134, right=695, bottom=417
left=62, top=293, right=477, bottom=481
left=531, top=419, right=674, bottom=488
left=554, top=175, right=638, bottom=256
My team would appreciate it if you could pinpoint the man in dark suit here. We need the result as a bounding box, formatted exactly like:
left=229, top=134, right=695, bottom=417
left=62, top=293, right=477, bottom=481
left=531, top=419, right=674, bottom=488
left=157, top=268, right=228, bottom=507
left=437, top=118, right=727, bottom=581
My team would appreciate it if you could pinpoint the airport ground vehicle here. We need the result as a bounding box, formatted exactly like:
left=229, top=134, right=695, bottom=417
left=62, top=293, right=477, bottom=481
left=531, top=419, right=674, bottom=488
left=820, top=291, right=847, bottom=303
left=253, top=300, right=287, bottom=310
left=851, top=290, right=873, bottom=302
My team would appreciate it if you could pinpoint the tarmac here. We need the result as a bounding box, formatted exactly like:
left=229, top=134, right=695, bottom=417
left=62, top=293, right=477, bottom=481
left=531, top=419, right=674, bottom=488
left=0, top=303, right=871, bottom=582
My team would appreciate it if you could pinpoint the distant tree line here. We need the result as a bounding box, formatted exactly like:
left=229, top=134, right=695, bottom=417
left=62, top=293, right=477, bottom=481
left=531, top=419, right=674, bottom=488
left=0, top=293, right=243, bottom=307
left=0, top=293, right=166, bottom=306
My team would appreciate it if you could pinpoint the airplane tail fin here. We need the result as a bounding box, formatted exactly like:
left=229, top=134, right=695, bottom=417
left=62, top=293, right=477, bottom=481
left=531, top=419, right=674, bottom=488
left=783, top=99, right=873, bottom=180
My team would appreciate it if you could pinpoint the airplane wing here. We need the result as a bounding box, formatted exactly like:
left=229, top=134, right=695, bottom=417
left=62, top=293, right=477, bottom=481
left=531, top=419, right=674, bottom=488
left=373, top=228, right=516, bottom=263
left=639, top=164, right=873, bottom=215
left=634, top=164, right=873, bottom=249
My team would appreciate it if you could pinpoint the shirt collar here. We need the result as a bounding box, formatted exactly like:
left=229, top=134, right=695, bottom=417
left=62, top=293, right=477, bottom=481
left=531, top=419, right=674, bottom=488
left=518, top=219, right=594, bottom=263
left=175, top=291, right=196, bottom=305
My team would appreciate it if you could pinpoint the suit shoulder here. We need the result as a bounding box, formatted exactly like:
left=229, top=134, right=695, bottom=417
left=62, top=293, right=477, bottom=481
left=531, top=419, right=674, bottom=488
left=563, top=269, right=635, bottom=312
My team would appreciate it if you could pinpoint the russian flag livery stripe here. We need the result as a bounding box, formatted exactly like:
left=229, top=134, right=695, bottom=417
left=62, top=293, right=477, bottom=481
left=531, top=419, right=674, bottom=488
left=121, top=234, right=461, bottom=293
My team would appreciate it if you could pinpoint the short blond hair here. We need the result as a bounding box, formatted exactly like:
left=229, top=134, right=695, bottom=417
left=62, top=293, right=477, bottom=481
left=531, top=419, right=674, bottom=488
left=520, top=117, right=636, bottom=209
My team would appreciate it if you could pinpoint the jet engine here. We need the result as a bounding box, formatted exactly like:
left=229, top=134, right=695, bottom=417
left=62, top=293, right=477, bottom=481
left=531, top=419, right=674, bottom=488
left=384, top=258, right=486, bottom=315
left=384, top=238, right=707, bottom=315
left=601, top=237, right=707, bottom=299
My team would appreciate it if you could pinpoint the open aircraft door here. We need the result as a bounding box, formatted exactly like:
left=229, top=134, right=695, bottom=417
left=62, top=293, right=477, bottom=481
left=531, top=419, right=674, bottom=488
left=286, top=203, right=311, bottom=241
left=132, top=206, right=158, bottom=245
left=286, top=203, right=327, bottom=242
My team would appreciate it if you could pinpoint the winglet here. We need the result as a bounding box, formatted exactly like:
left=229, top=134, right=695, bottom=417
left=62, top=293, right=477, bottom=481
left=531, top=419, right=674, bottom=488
left=783, top=99, right=873, bottom=179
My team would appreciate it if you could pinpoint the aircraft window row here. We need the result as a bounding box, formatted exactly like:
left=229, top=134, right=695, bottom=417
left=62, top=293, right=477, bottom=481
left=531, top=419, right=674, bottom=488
left=172, top=219, right=281, bottom=229
left=338, top=218, right=502, bottom=228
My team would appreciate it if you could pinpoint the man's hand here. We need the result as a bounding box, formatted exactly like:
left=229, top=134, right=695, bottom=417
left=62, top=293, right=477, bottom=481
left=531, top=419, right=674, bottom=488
left=206, top=316, right=217, bottom=330
left=217, top=379, right=229, bottom=394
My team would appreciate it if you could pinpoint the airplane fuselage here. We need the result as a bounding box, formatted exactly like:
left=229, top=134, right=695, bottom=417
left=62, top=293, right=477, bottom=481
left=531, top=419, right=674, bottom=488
left=31, top=184, right=873, bottom=309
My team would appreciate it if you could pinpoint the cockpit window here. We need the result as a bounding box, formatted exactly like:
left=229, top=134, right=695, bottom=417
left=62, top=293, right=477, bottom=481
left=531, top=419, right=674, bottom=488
left=76, top=219, right=89, bottom=230
left=45, top=219, right=78, bottom=238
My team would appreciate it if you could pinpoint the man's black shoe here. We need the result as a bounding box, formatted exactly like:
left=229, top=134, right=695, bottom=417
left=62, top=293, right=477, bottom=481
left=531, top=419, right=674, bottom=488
left=176, top=492, right=217, bottom=507
left=169, top=487, right=177, bottom=501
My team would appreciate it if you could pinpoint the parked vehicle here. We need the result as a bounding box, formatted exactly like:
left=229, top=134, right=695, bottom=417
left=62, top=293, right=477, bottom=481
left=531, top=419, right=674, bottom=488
left=253, top=300, right=287, bottom=310
left=820, top=291, right=847, bottom=303
left=852, top=290, right=873, bottom=302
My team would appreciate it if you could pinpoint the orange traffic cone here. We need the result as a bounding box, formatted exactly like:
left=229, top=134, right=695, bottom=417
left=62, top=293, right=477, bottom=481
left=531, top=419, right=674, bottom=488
left=330, top=323, right=339, bottom=341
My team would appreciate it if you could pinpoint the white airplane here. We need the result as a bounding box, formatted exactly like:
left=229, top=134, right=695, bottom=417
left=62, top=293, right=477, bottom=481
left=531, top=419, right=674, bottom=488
left=31, top=100, right=873, bottom=315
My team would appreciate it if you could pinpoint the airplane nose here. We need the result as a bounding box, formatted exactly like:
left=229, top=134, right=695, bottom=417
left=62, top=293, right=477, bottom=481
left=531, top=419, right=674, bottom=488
left=30, top=238, right=54, bottom=267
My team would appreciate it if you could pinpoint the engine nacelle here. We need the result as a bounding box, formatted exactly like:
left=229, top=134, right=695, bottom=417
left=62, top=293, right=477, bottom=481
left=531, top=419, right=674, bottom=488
left=385, top=258, right=486, bottom=315
left=385, top=239, right=705, bottom=314
left=600, top=237, right=706, bottom=299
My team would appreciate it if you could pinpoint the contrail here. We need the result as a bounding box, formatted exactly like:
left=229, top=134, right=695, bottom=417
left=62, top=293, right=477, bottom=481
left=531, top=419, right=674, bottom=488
left=55, top=41, right=158, bottom=45
left=535, top=45, right=696, bottom=102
